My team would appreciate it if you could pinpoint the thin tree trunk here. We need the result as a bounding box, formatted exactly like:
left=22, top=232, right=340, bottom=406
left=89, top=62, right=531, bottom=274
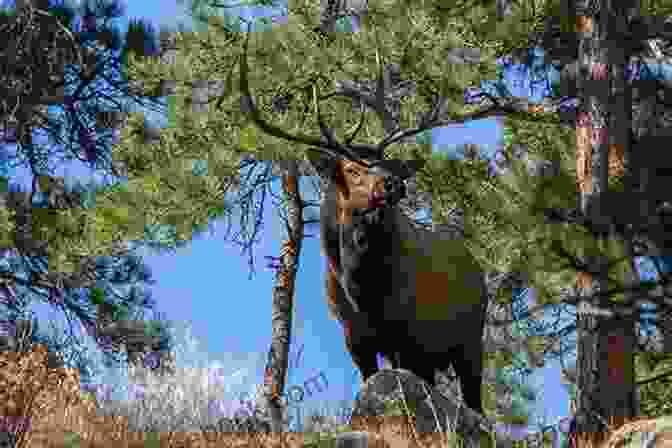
left=573, top=0, right=638, bottom=443
left=263, top=160, right=304, bottom=433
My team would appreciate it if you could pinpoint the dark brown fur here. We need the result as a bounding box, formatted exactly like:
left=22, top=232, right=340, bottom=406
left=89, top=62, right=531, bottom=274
left=312, top=153, right=487, bottom=414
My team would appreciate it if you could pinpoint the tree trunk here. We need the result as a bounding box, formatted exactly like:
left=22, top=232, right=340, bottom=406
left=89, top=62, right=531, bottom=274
left=263, top=160, right=304, bottom=433
left=573, top=1, right=638, bottom=444
left=630, top=35, right=672, bottom=363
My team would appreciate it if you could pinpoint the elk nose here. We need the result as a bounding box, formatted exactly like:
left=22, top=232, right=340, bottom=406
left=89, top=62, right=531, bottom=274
left=384, top=175, right=405, bottom=196
left=368, top=164, right=408, bottom=204
left=383, top=175, right=398, bottom=193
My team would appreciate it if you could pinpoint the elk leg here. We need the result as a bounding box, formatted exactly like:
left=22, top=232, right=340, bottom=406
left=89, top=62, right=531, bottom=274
left=405, top=355, right=437, bottom=388
left=452, top=348, right=483, bottom=415
left=387, top=347, right=436, bottom=387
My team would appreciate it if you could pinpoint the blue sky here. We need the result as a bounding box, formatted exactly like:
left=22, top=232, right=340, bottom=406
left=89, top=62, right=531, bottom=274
left=5, top=0, right=671, bottom=434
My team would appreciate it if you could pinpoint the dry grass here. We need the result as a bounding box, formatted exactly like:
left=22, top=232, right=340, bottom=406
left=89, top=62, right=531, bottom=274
left=2, top=344, right=668, bottom=448
left=569, top=415, right=672, bottom=448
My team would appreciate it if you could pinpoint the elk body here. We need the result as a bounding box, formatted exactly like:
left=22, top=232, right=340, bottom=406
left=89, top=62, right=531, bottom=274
left=309, top=151, right=488, bottom=414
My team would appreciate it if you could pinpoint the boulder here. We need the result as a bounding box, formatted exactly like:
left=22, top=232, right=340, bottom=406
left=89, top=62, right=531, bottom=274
left=212, top=414, right=271, bottom=434
left=348, top=369, right=496, bottom=448
left=0, top=431, right=16, bottom=448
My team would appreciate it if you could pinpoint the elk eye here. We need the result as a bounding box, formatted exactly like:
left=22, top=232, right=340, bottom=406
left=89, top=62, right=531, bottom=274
left=347, top=169, right=361, bottom=183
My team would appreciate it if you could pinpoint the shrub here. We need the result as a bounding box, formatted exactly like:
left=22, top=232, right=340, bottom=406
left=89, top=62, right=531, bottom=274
left=0, top=343, right=84, bottom=448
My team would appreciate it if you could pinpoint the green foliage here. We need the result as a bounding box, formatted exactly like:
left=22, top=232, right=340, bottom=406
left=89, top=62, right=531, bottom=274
left=177, top=0, right=282, bottom=33
left=143, top=432, right=161, bottom=448
left=0, top=202, right=17, bottom=251
left=120, top=0, right=502, bottom=162
left=432, top=110, right=634, bottom=309
left=639, top=0, right=672, bottom=17
left=112, top=303, right=131, bottom=321
left=166, top=94, right=179, bottom=128
left=0, top=7, right=16, bottom=18
left=635, top=351, right=672, bottom=417
left=381, top=395, right=415, bottom=417
left=496, top=320, right=540, bottom=424
left=89, top=286, right=107, bottom=306
left=87, top=286, right=132, bottom=322
left=69, top=0, right=531, bottom=274
left=239, top=124, right=261, bottom=151
left=60, top=431, right=82, bottom=448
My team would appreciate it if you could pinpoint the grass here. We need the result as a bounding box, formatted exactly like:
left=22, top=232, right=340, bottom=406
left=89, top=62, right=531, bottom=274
left=0, top=332, right=663, bottom=448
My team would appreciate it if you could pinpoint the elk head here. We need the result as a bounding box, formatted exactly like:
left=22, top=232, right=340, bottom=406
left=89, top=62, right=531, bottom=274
left=308, top=149, right=424, bottom=226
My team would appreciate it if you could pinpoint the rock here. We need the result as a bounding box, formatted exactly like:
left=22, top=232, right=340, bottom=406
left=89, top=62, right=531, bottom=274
left=333, top=431, right=380, bottom=448
left=0, top=431, right=16, bottom=448
left=233, top=414, right=272, bottom=434
left=213, top=415, right=271, bottom=434
left=349, top=369, right=497, bottom=448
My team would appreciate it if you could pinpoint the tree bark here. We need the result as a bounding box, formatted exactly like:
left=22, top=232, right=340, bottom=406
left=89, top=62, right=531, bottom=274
left=573, top=0, right=638, bottom=444
left=262, top=159, right=304, bottom=433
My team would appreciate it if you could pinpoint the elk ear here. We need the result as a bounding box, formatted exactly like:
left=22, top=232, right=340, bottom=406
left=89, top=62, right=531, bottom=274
left=307, top=148, right=339, bottom=182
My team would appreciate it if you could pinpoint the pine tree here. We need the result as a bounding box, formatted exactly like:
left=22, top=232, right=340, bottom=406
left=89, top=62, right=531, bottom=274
left=0, top=0, right=177, bottom=385
left=493, top=0, right=672, bottom=436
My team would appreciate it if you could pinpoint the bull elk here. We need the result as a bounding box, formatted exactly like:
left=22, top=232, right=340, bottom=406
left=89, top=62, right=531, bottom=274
left=308, top=150, right=488, bottom=414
